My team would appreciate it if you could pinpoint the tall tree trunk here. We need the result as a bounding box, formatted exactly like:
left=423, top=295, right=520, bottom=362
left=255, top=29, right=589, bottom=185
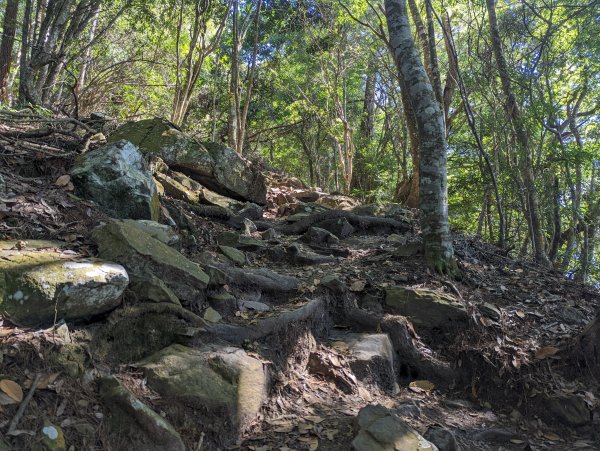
left=77, top=6, right=100, bottom=96
left=228, top=0, right=240, bottom=149
left=236, top=0, right=262, bottom=155
left=0, top=0, right=20, bottom=102
left=486, top=0, right=549, bottom=265
left=441, top=12, right=457, bottom=125
left=424, top=0, right=443, bottom=106
left=18, top=0, right=34, bottom=105
left=352, top=57, right=377, bottom=194
left=385, top=0, right=455, bottom=273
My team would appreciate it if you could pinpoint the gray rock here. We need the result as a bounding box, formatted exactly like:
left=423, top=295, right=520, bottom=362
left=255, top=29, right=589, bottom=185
left=333, top=333, right=396, bottom=391
left=240, top=300, right=271, bottom=312
left=480, top=302, right=501, bottom=321
left=291, top=190, right=321, bottom=202
left=394, top=242, right=421, bottom=257
left=218, top=245, right=246, bottom=265
left=130, top=274, right=180, bottom=304
left=395, top=402, right=421, bottom=418
left=472, top=428, right=516, bottom=443
left=260, top=228, right=280, bottom=241
left=93, top=220, right=209, bottom=301
left=0, top=240, right=128, bottom=326
left=217, top=231, right=266, bottom=251
left=353, top=404, right=438, bottom=451
left=556, top=306, right=587, bottom=324
left=242, top=218, right=258, bottom=236
left=300, top=226, right=340, bottom=246
left=320, top=274, right=345, bottom=293
left=425, top=426, right=460, bottom=451
left=385, top=287, right=467, bottom=330
left=315, top=217, right=355, bottom=238
left=542, top=393, right=591, bottom=426
left=208, top=291, right=238, bottom=317
left=138, top=344, right=268, bottom=442
left=71, top=140, right=159, bottom=220
left=108, top=119, right=267, bottom=204
left=99, top=376, right=185, bottom=451
left=123, top=219, right=179, bottom=246
left=235, top=202, right=263, bottom=220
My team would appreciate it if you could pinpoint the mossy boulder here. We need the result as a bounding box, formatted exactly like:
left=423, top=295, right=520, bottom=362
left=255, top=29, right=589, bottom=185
left=93, top=220, right=209, bottom=301
left=138, top=344, right=268, bottom=442
left=0, top=241, right=128, bottom=326
left=122, top=219, right=179, bottom=247
left=99, top=376, right=185, bottom=451
left=108, top=118, right=267, bottom=204
left=385, top=287, right=467, bottom=330
left=71, top=140, right=160, bottom=220
left=352, top=404, right=437, bottom=451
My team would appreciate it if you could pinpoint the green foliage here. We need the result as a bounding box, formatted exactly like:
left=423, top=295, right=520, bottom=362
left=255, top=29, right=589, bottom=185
left=1, top=0, right=597, bottom=280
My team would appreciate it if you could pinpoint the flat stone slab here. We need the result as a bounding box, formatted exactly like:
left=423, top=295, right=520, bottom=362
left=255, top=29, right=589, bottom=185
left=385, top=287, right=467, bottom=330
left=93, top=220, right=208, bottom=301
left=353, top=404, right=438, bottom=451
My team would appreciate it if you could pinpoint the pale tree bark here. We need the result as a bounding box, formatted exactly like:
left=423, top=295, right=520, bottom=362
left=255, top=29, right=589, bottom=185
left=18, top=0, right=34, bottom=104
left=0, top=0, right=19, bottom=102
left=171, top=0, right=230, bottom=126
left=424, top=0, right=443, bottom=106
left=385, top=0, right=455, bottom=273
left=19, top=0, right=129, bottom=107
left=486, top=0, right=549, bottom=266
left=440, top=12, right=457, bottom=125
left=227, top=0, right=261, bottom=154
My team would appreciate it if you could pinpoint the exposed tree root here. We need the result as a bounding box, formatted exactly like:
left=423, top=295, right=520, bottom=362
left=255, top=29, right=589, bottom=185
left=257, top=210, right=411, bottom=236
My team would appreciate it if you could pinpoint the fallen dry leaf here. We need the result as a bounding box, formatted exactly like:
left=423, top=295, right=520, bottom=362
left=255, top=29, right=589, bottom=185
left=55, top=175, right=71, bottom=187
left=0, top=379, right=23, bottom=402
left=543, top=431, right=561, bottom=441
left=535, top=346, right=560, bottom=360
left=409, top=380, right=435, bottom=393
left=349, top=279, right=367, bottom=292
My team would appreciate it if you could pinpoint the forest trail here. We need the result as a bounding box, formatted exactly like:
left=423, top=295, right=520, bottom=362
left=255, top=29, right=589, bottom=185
left=0, top=115, right=599, bottom=451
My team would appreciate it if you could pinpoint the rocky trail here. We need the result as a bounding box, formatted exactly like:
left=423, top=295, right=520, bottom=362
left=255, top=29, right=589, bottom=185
left=0, top=114, right=599, bottom=451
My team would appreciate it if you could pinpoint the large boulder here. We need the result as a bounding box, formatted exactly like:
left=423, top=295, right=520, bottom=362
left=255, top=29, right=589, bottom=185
left=0, top=240, right=128, bottom=326
left=71, top=140, right=160, bottom=220
left=138, top=344, right=268, bottom=443
left=352, top=404, right=438, bottom=451
left=385, top=287, right=468, bottom=331
left=93, top=220, right=208, bottom=301
left=108, top=118, right=267, bottom=204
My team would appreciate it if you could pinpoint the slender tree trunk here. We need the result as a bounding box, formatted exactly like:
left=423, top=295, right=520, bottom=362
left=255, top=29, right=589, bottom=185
left=228, top=0, right=240, bottom=149
left=441, top=12, right=457, bottom=125
left=0, top=0, right=20, bottom=102
left=236, top=0, right=262, bottom=155
left=18, top=0, right=34, bottom=105
left=424, top=0, right=443, bottom=106
left=385, top=0, right=455, bottom=273
left=352, top=57, right=377, bottom=194
left=486, top=0, right=548, bottom=265
left=548, top=175, right=561, bottom=261
left=442, top=12, right=504, bottom=247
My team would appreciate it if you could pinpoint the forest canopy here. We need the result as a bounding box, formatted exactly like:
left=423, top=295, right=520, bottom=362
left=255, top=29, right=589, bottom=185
left=1, top=0, right=599, bottom=281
